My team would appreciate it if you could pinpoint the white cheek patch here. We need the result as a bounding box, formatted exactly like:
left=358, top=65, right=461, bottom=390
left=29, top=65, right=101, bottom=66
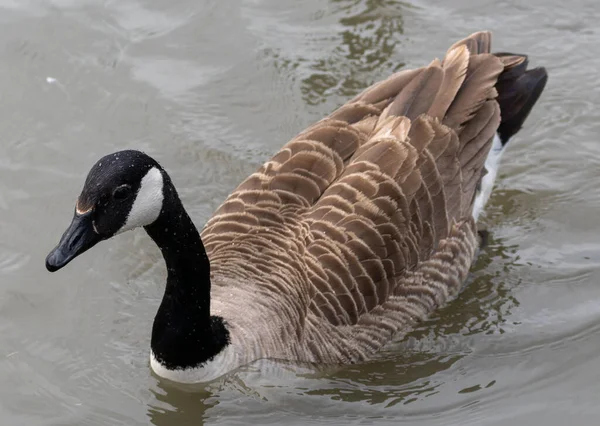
left=117, top=167, right=164, bottom=234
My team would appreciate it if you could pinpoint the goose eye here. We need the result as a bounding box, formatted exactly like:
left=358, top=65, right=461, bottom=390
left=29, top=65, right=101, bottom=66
left=113, top=185, right=132, bottom=200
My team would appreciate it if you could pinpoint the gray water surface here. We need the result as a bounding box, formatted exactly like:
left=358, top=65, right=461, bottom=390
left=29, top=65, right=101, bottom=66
left=1, top=0, right=599, bottom=425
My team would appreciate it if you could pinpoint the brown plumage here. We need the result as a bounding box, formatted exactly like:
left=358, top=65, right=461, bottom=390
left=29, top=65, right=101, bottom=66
left=199, top=31, right=547, bottom=367
left=45, top=31, right=548, bottom=382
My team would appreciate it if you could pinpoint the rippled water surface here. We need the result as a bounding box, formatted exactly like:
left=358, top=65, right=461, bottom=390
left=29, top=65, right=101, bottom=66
left=0, top=0, right=598, bottom=424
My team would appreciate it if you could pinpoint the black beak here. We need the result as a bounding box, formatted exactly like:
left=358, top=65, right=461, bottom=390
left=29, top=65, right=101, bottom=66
left=46, top=212, right=103, bottom=272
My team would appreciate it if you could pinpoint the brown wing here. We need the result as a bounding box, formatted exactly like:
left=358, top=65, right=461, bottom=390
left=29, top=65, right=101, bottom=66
left=203, top=32, right=503, bottom=328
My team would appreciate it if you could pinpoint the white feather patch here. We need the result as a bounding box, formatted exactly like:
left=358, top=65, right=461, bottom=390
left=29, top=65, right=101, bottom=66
left=472, top=133, right=506, bottom=221
left=118, top=167, right=164, bottom=234
left=150, top=347, right=239, bottom=384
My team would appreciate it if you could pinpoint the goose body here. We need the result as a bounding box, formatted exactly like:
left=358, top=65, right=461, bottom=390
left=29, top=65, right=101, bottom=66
left=46, top=32, right=547, bottom=384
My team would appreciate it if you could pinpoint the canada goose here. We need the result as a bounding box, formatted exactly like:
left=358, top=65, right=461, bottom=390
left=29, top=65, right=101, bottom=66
left=45, top=31, right=547, bottom=384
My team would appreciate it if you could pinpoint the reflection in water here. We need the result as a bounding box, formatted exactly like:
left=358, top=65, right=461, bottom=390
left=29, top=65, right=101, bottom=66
left=266, top=0, right=410, bottom=106
left=147, top=379, right=215, bottom=426
left=303, top=0, right=408, bottom=104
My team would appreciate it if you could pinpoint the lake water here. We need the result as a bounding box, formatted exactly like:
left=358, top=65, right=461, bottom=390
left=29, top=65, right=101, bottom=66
left=1, top=0, right=599, bottom=424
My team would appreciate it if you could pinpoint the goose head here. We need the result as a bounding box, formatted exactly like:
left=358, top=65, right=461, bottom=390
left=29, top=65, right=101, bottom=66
left=46, top=150, right=165, bottom=272
left=46, top=150, right=234, bottom=382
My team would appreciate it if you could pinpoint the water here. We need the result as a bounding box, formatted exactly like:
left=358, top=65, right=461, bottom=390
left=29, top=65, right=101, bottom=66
left=0, top=0, right=598, bottom=424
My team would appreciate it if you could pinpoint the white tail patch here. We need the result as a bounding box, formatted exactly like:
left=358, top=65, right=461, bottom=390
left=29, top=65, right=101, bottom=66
left=118, top=167, right=164, bottom=234
left=472, top=133, right=506, bottom=221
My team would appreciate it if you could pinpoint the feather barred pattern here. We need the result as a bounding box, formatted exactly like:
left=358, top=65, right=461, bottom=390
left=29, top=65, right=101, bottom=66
left=200, top=32, right=540, bottom=366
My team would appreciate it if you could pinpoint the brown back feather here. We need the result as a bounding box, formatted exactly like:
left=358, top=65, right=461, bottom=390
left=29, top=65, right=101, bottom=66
left=201, top=31, right=544, bottom=362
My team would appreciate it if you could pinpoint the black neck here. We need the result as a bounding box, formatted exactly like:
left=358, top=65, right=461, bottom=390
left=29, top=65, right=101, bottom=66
left=145, top=172, right=229, bottom=370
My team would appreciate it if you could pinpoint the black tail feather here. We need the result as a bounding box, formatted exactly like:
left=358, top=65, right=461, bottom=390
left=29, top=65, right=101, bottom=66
left=493, top=53, right=548, bottom=145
